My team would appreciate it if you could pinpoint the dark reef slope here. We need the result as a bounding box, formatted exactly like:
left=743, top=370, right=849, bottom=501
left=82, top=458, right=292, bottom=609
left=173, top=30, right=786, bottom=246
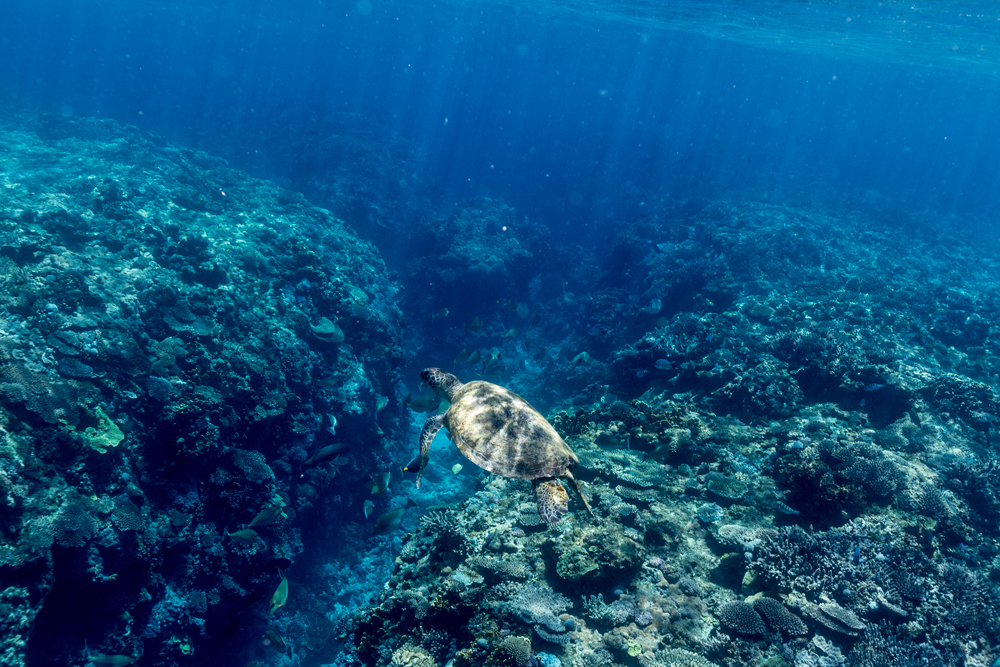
left=0, top=112, right=410, bottom=666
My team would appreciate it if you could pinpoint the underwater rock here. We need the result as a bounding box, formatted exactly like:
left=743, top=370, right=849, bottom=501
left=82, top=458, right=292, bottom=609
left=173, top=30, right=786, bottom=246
left=0, top=113, right=406, bottom=664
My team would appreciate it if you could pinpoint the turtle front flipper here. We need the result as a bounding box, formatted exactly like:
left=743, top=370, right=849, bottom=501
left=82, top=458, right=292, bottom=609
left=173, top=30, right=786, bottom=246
left=415, top=413, right=446, bottom=489
left=534, top=478, right=569, bottom=523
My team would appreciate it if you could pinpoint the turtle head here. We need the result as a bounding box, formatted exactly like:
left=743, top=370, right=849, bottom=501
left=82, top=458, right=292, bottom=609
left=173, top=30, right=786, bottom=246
left=421, top=368, right=463, bottom=400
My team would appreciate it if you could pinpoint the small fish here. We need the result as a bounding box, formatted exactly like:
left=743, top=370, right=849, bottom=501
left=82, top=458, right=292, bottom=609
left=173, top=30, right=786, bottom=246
left=364, top=499, right=375, bottom=519
left=775, top=501, right=800, bottom=515
left=248, top=506, right=284, bottom=528
left=635, top=370, right=646, bottom=378
left=369, top=344, right=389, bottom=359
left=90, top=657, right=136, bottom=666
left=375, top=395, right=389, bottom=412
left=467, top=350, right=483, bottom=365
left=401, top=452, right=421, bottom=474
left=263, top=629, right=291, bottom=657
left=595, top=433, right=621, bottom=447
left=374, top=498, right=418, bottom=535
left=640, top=298, right=662, bottom=315
left=454, top=347, right=474, bottom=364
left=653, top=359, right=670, bottom=370
left=227, top=528, right=261, bottom=546
left=407, top=395, right=442, bottom=413
left=863, top=383, right=885, bottom=392
left=788, top=441, right=805, bottom=450
left=502, top=328, right=517, bottom=339
left=371, top=471, right=391, bottom=495
left=482, top=363, right=504, bottom=378
left=303, top=444, right=351, bottom=470
left=571, top=352, right=590, bottom=365
left=269, top=571, right=288, bottom=614
left=515, top=302, right=530, bottom=319
left=433, top=308, right=450, bottom=321
left=482, top=347, right=503, bottom=376
left=325, top=412, right=337, bottom=435
left=588, top=324, right=611, bottom=336
left=908, top=409, right=922, bottom=426
left=465, top=316, right=484, bottom=331
left=451, top=463, right=463, bottom=475
left=246, top=661, right=264, bottom=667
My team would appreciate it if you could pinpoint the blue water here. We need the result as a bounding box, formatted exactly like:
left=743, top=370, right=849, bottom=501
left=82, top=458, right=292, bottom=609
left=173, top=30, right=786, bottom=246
left=5, top=0, right=1000, bottom=244
left=5, top=3, right=1000, bottom=665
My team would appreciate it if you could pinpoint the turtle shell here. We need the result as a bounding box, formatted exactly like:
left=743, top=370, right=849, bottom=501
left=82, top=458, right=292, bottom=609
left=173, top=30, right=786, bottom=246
left=445, top=380, right=579, bottom=480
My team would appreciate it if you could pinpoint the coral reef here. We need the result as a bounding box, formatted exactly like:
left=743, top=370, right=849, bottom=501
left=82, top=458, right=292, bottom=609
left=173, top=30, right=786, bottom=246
left=3, top=108, right=1000, bottom=667
left=350, top=196, right=1000, bottom=667
left=0, top=112, right=410, bottom=666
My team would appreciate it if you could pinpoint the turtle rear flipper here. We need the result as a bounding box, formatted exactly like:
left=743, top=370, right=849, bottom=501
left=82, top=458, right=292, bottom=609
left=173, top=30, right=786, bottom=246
left=534, top=478, right=569, bottom=523
left=416, top=414, right=446, bottom=489
left=563, top=470, right=594, bottom=518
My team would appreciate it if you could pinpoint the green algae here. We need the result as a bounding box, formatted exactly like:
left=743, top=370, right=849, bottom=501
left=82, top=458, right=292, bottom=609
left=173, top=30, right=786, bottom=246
left=82, top=406, right=124, bottom=454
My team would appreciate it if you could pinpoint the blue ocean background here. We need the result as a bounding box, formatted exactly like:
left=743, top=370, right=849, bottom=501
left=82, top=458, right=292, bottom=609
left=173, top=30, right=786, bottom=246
left=5, top=0, right=1000, bottom=239
left=3, top=1, right=1000, bottom=666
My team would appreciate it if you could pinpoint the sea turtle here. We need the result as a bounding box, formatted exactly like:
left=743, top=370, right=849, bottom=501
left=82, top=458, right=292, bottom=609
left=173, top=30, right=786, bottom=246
left=415, top=368, right=593, bottom=523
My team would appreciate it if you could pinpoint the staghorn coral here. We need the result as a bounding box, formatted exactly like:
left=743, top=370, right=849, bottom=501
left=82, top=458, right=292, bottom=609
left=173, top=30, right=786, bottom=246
left=678, top=578, right=704, bottom=598
left=398, top=590, right=431, bottom=620
left=418, top=508, right=460, bottom=534
left=111, top=497, right=144, bottom=532
left=232, top=449, right=274, bottom=483
left=0, top=362, right=80, bottom=424
left=578, top=448, right=665, bottom=488
left=715, top=600, right=766, bottom=635
left=499, top=636, right=532, bottom=667
left=846, top=621, right=947, bottom=667
left=695, top=502, right=724, bottom=523
left=571, top=648, right=612, bottom=667
left=468, top=555, right=531, bottom=579
left=649, top=648, right=719, bottom=667
left=752, top=597, right=807, bottom=636
left=418, top=507, right=472, bottom=556
left=614, top=485, right=661, bottom=502
left=516, top=501, right=547, bottom=527
left=420, top=628, right=455, bottom=662
left=594, top=489, right=639, bottom=519
left=949, top=456, right=1000, bottom=530
left=500, top=582, right=573, bottom=636
left=834, top=441, right=902, bottom=497
left=748, top=525, right=847, bottom=594
left=940, top=563, right=989, bottom=632
left=52, top=501, right=98, bottom=548
left=712, top=355, right=803, bottom=420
